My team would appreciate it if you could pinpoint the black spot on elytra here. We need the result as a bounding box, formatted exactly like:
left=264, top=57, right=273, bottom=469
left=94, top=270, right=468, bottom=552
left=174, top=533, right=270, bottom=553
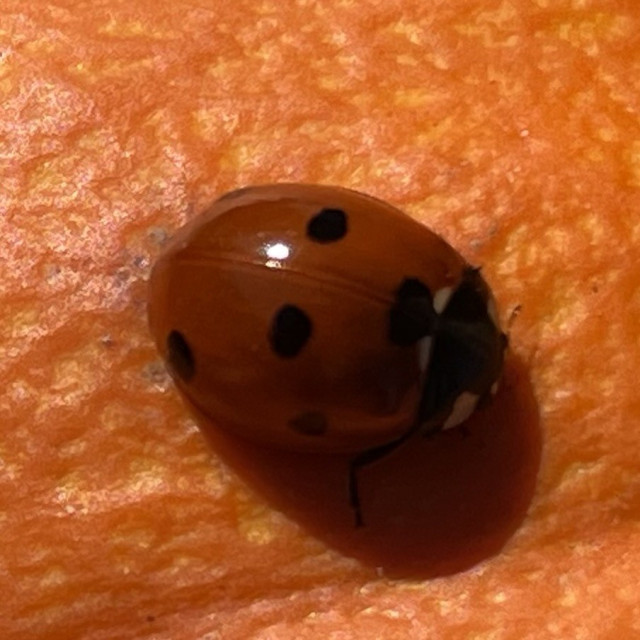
left=288, top=411, right=328, bottom=436
left=166, top=330, right=195, bottom=381
left=269, top=305, right=312, bottom=357
left=307, top=208, right=348, bottom=243
left=388, top=278, right=435, bottom=346
left=442, top=267, right=489, bottom=323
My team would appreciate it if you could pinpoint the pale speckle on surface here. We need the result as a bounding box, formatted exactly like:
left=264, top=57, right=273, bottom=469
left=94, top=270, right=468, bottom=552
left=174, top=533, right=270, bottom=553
left=616, top=585, right=637, bottom=604
left=558, top=587, right=578, bottom=608
left=625, top=140, right=640, bottom=187
left=6, top=304, right=43, bottom=340
left=39, top=566, right=68, bottom=588
left=396, top=54, right=418, bottom=67
left=193, top=107, right=241, bottom=141
left=0, top=452, right=21, bottom=482
left=98, top=15, right=180, bottom=40
left=437, top=592, right=470, bottom=619
left=141, top=360, right=173, bottom=392
left=236, top=497, right=282, bottom=545
left=469, top=631, right=504, bottom=640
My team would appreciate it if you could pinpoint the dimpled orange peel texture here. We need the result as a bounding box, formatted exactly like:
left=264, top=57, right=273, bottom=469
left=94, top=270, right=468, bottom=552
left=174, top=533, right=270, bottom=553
left=1, top=2, right=639, bottom=640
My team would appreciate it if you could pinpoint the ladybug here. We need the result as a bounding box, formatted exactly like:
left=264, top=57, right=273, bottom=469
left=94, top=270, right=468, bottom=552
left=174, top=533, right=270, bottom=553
left=148, top=184, right=506, bottom=525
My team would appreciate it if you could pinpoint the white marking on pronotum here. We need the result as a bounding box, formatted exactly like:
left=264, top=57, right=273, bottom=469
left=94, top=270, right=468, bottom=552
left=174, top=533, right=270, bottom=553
left=442, top=392, right=480, bottom=430
left=491, top=381, right=499, bottom=396
left=433, top=287, right=453, bottom=314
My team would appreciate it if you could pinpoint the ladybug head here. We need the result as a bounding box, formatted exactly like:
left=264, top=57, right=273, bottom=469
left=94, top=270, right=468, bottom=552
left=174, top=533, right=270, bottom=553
left=418, top=267, right=507, bottom=432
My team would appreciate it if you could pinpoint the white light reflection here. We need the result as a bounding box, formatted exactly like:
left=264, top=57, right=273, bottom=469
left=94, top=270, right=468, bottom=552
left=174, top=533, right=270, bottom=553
left=266, top=242, right=291, bottom=260
left=263, top=242, right=291, bottom=269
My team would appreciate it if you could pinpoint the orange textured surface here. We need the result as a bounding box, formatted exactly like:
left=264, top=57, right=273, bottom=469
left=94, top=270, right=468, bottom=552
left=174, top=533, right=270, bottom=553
left=2, top=2, right=640, bottom=639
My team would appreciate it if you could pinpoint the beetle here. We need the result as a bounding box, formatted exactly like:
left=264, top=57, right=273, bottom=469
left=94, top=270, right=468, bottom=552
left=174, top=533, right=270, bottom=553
left=148, top=184, right=506, bottom=525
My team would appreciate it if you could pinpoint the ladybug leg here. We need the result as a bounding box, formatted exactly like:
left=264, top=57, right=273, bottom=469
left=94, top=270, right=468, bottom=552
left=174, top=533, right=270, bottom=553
left=348, top=428, right=418, bottom=527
